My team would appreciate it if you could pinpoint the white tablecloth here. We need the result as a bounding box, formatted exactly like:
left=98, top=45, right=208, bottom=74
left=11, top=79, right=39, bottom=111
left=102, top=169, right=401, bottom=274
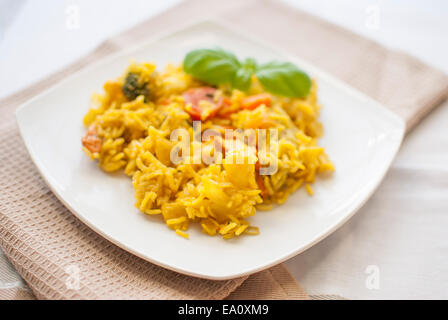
left=1, top=0, right=447, bottom=299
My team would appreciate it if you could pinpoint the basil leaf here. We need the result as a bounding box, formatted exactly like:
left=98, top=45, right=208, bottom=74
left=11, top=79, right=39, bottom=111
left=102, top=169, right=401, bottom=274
left=183, top=49, right=312, bottom=98
left=232, top=67, right=252, bottom=91
left=231, top=58, right=258, bottom=92
left=183, top=48, right=241, bottom=85
left=255, top=61, right=311, bottom=98
left=242, top=57, right=257, bottom=72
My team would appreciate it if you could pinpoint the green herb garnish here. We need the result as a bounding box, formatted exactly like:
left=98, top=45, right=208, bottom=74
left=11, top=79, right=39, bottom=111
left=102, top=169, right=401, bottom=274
left=183, top=48, right=240, bottom=86
left=183, top=48, right=311, bottom=98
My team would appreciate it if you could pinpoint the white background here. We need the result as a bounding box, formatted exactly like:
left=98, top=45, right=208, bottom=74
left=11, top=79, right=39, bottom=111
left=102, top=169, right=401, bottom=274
left=1, top=0, right=447, bottom=299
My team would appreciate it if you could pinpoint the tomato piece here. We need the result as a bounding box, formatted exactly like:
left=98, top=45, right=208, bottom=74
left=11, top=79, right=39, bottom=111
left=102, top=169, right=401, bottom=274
left=215, top=97, right=234, bottom=118
left=185, top=104, right=202, bottom=121
left=182, top=87, right=226, bottom=121
left=241, top=93, right=272, bottom=110
left=183, top=87, right=216, bottom=106
left=212, top=97, right=230, bottom=118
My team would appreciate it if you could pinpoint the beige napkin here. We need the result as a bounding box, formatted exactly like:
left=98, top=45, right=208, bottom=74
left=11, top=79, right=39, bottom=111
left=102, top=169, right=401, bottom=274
left=1, top=0, right=447, bottom=300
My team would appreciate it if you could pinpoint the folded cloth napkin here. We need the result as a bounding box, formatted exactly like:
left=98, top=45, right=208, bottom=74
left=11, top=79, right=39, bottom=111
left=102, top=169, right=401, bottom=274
left=0, top=0, right=447, bottom=300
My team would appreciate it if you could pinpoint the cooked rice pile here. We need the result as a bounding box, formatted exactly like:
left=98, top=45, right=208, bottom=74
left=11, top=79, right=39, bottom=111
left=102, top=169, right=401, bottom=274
left=82, top=61, right=334, bottom=239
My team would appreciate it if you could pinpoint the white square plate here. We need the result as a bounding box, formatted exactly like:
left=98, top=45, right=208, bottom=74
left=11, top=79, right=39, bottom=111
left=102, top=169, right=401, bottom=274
left=16, top=20, right=405, bottom=280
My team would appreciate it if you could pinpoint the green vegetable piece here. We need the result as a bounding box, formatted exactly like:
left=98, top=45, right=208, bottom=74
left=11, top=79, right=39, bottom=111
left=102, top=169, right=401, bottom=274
left=122, top=72, right=150, bottom=101
left=255, top=61, right=311, bottom=98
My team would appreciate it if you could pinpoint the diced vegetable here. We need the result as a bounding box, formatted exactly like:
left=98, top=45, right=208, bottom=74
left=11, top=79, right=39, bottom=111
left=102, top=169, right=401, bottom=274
left=241, top=93, right=272, bottom=110
left=122, top=72, right=150, bottom=101
left=182, top=87, right=229, bottom=121
left=81, top=125, right=102, bottom=153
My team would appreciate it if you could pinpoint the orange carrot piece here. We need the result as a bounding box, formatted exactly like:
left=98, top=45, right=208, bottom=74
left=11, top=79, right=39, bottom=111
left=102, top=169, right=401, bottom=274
left=241, top=93, right=272, bottom=110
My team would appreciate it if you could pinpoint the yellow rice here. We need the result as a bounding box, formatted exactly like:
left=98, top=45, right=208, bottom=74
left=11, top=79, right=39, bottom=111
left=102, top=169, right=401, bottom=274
left=82, top=61, right=334, bottom=239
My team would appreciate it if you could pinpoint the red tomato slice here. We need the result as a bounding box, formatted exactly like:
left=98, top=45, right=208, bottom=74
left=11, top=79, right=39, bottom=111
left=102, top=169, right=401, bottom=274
left=182, top=87, right=227, bottom=121
left=215, top=97, right=234, bottom=118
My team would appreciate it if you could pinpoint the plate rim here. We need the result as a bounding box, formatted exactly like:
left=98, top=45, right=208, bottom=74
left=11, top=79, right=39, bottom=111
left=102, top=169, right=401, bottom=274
left=16, top=19, right=405, bottom=280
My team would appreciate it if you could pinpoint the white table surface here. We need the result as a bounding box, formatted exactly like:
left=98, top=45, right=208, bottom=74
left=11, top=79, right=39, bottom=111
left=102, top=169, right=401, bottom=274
left=1, top=0, right=447, bottom=299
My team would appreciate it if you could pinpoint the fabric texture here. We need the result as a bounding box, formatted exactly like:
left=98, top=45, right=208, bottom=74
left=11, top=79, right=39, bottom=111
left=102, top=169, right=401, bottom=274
left=0, top=253, right=34, bottom=300
left=0, top=0, right=447, bottom=300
